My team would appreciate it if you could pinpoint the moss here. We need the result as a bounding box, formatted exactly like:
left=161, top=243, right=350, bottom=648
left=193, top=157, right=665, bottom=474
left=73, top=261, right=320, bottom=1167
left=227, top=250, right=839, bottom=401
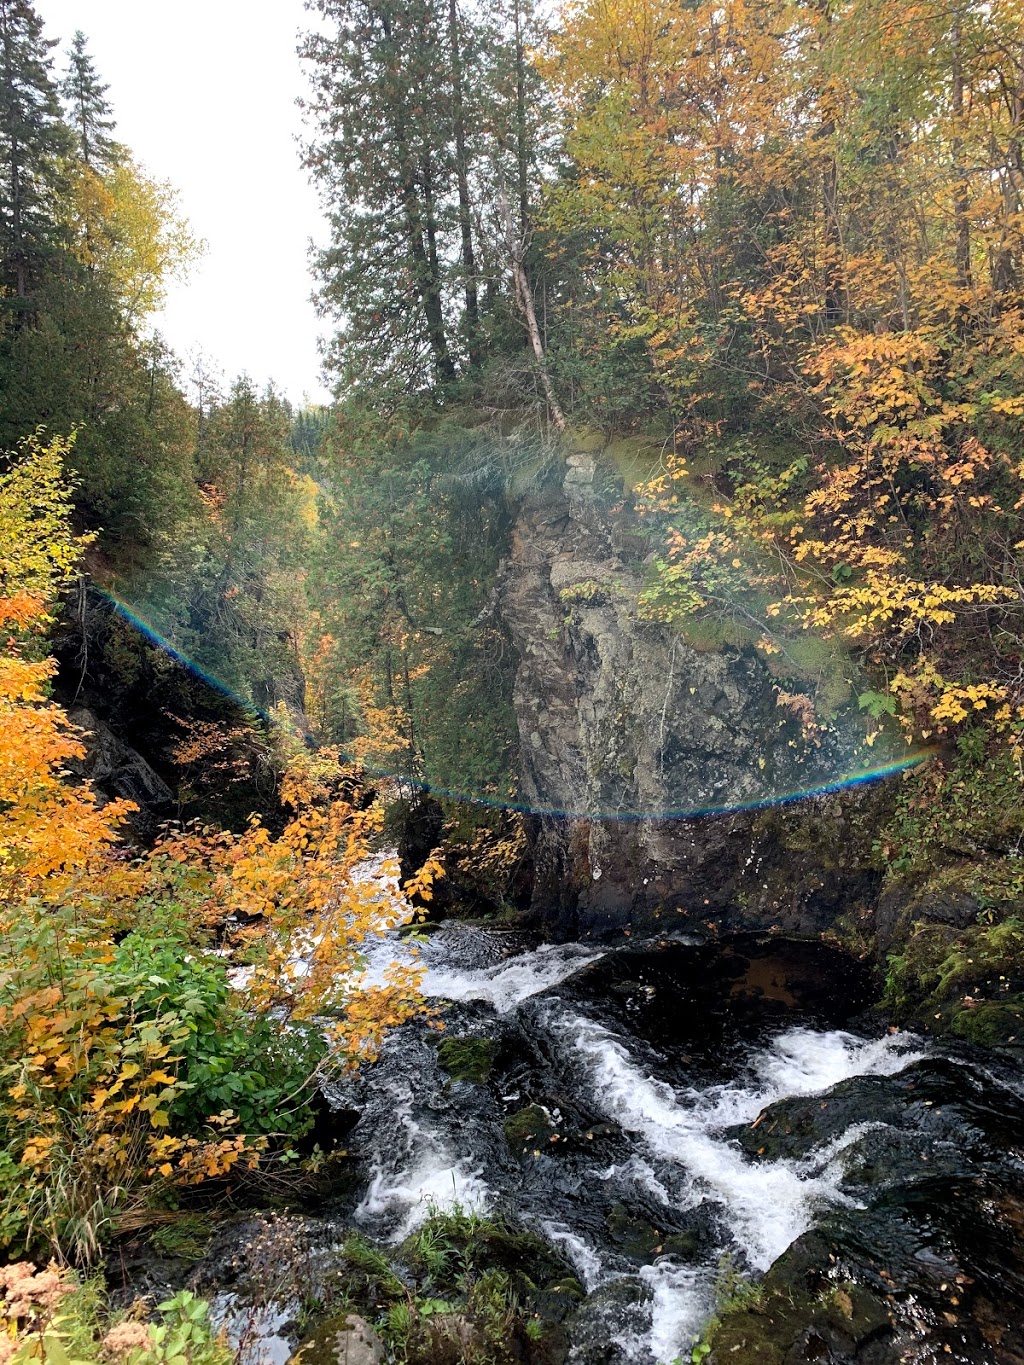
left=437, top=1036, right=497, bottom=1084
left=503, top=1104, right=557, bottom=1151
left=149, top=1213, right=215, bottom=1262
left=703, top=1246, right=890, bottom=1365
left=602, top=435, right=666, bottom=491
left=884, top=914, right=1024, bottom=1026
left=950, top=998, right=1024, bottom=1046
left=674, top=612, right=759, bottom=654
left=762, top=632, right=853, bottom=713
left=398, top=919, right=444, bottom=937
left=877, top=747, right=1024, bottom=885
left=295, top=1310, right=382, bottom=1365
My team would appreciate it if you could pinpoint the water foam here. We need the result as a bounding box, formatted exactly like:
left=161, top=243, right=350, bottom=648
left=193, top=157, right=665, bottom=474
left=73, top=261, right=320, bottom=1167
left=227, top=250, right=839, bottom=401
left=639, top=1260, right=713, bottom=1361
left=352, top=1066, right=490, bottom=1240
left=556, top=1013, right=922, bottom=1271
left=358, top=1150, right=490, bottom=1240
left=421, top=940, right=605, bottom=1013
left=541, top=1223, right=612, bottom=1292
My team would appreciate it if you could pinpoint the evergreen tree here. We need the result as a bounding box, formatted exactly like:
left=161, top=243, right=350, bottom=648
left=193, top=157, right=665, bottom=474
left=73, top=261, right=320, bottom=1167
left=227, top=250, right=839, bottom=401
left=301, top=0, right=556, bottom=405
left=61, top=29, right=120, bottom=169
left=0, top=0, right=68, bottom=302
left=302, top=0, right=462, bottom=394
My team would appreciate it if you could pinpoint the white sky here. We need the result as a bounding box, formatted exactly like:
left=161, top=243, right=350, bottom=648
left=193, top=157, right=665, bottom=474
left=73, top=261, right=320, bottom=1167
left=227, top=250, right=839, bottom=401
left=38, top=0, right=332, bottom=406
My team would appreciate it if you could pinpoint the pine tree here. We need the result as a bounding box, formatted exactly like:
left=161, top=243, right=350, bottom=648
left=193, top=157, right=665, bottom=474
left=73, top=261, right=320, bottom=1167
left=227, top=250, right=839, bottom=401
left=61, top=30, right=120, bottom=169
left=0, top=0, right=68, bottom=301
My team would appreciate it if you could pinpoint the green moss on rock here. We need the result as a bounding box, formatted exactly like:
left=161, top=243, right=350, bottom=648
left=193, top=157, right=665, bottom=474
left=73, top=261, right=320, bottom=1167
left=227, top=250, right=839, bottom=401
left=503, top=1104, right=557, bottom=1151
left=950, top=997, right=1024, bottom=1046
left=437, top=1036, right=497, bottom=1084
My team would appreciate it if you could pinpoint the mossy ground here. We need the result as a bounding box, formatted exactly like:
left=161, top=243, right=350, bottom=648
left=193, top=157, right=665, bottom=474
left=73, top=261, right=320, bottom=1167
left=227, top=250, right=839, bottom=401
left=148, top=1214, right=216, bottom=1262
left=870, top=740, right=1024, bottom=1044
left=295, top=1210, right=581, bottom=1365
left=693, top=1242, right=890, bottom=1365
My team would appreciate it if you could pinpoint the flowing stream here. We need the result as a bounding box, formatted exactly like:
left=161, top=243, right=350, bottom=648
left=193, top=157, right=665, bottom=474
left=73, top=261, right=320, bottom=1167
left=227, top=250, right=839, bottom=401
left=176, top=922, right=1024, bottom=1365
left=326, top=925, right=928, bottom=1361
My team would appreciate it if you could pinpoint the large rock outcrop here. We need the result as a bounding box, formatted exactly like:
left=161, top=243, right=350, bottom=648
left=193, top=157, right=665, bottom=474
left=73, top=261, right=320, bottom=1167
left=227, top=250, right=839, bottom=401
left=500, top=449, right=889, bottom=939
left=65, top=706, right=175, bottom=835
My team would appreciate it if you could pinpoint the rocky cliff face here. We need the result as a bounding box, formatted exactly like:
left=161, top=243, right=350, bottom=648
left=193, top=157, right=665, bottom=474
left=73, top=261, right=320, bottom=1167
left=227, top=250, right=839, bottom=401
left=500, top=451, right=888, bottom=940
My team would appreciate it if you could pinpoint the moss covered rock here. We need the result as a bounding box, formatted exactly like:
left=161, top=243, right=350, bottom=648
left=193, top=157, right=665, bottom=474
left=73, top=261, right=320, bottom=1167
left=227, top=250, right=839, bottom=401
left=436, top=1035, right=497, bottom=1084
left=704, top=1235, right=892, bottom=1364
left=503, top=1104, right=558, bottom=1151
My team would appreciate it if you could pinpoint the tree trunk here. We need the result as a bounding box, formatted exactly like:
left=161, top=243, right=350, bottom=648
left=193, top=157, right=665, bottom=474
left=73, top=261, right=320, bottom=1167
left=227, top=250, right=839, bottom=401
left=512, top=0, right=530, bottom=237
left=815, top=0, right=844, bottom=326
left=992, top=70, right=1023, bottom=294
left=498, top=185, right=565, bottom=432
left=381, top=7, right=456, bottom=385
left=951, top=14, right=972, bottom=291
left=0, top=8, right=26, bottom=299
left=420, top=150, right=457, bottom=383
left=447, top=0, right=481, bottom=366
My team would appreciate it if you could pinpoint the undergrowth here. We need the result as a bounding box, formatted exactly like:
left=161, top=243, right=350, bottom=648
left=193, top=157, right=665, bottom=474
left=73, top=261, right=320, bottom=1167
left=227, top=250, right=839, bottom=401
left=299, top=1206, right=580, bottom=1365
left=0, top=1264, right=230, bottom=1365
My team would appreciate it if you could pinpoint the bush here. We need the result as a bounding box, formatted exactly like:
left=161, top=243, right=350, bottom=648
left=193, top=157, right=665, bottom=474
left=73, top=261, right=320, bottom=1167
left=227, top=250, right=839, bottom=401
left=0, top=902, right=323, bottom=1260
left=0, top=1264, right=232, bottom=1365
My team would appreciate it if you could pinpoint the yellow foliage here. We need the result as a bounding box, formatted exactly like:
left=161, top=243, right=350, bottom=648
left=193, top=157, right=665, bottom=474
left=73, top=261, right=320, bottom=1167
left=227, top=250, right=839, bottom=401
left=0, top=437, right=433, bottom=1254
left=57, top=159, right=200, bottom=322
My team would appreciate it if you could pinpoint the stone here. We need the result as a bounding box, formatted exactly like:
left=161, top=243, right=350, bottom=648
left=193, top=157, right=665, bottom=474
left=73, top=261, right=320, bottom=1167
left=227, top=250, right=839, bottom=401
left=333, top=1316, right=384, bottom=1365
left=292, top=1314, right=384, bottom=1365
left=498, top=461, right=886, bottom=942
left=66, top=706, right=174, bottom=807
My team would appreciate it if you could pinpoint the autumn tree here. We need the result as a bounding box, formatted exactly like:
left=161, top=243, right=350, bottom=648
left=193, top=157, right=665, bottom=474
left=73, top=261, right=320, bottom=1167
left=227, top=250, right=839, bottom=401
left=0, top=437, right=435, bottom=1259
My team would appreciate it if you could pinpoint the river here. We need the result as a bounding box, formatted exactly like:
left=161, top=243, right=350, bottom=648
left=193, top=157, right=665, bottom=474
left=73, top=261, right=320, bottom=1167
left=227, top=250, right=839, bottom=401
left=160, top=921, right=1024, bottom=1365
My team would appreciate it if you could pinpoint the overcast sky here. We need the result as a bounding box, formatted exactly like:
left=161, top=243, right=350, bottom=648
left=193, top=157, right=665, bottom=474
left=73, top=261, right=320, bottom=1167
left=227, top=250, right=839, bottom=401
left=38, top=0, right=332, bottom=405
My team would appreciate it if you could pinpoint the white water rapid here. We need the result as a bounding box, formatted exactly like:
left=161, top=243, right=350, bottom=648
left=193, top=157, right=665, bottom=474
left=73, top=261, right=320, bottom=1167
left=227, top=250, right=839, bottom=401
left=343, top=924, right=925, bottom=1364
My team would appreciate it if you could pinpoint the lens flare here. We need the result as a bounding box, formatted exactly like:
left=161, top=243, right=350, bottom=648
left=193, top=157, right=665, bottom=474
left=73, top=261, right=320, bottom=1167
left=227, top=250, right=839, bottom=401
left=383, top=750, right=934, bottom=822
left=97, top=586, right=933, bottom=821
left=97, top=587, right=270, bottom=718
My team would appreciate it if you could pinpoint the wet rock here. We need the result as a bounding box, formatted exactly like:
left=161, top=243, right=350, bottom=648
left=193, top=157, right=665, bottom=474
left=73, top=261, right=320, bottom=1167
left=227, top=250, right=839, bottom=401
left=707, top=1233, right=894, bottom=1365
left=571, top=935, right=875, bottom=1080
left=606, top=1204, right=663, bottom=1262
left=531, top=1276, right=586, bottom=1324
left=504, top=1103, right=559, bottom=1152
left=564, top=1278, right=650, bottom=1364
left=498, top=459, right=888, bottom=941
left=66, top=704, right=173, bottom=824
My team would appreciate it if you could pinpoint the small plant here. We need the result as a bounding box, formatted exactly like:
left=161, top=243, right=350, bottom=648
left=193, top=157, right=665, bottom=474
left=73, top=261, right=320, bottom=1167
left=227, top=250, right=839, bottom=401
left=149, top=1215, right=215, bottom=1263
left=342, top=1232, right=406, bottom=1298
left=558, top=579, right=607, bottom=606
left=0, top=1266, right=231, bottom=1365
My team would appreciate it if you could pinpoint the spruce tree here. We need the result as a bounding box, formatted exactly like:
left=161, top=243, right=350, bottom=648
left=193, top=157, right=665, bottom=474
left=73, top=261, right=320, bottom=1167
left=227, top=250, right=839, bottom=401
left=0, top=0, right=68, bottom=303
left=302, top=0, right=461, bottom=394
left=62, top=30, right=120, bottom=169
